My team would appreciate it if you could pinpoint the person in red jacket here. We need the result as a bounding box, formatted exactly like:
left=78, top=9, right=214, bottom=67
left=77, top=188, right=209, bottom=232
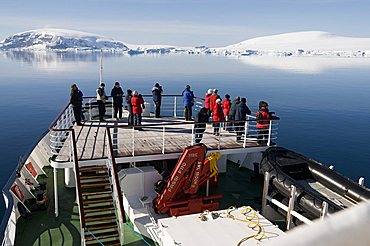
left=256, top=101, right=279, bottom=145
left=212, top=98, right=225, bottom=136
left=209, top=89, right=220, bottom=114
left=204, top=89, right=213, bottom=115
left=131, top=91, right=145, bottom=128
left=222, top=94, right=231, bottom=130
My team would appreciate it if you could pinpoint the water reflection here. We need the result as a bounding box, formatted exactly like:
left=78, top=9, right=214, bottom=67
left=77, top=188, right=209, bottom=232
left=0, top=51, right=126, bottom=72
left=2, top=51, right=370, bottom=74
left=235, top=56, right=370, bottom=74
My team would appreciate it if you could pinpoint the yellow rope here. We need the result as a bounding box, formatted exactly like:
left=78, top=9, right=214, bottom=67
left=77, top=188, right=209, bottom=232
left=226, top=206, right=269, bottom=245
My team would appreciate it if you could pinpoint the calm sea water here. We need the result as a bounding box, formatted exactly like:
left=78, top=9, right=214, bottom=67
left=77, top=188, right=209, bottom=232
left=1, top=52, right=370, bottom=218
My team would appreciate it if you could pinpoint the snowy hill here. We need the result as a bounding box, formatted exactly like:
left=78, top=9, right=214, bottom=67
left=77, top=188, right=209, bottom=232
left=215, top=31, right=370, bottom=57
left=0, top=28, right=129, bottom=51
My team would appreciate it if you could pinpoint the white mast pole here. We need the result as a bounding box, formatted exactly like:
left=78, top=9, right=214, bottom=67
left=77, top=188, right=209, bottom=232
left=99, top=48, right=103, bottom=84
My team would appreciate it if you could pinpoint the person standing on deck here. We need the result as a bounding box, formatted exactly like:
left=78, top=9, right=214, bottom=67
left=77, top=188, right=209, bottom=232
left=194, top=107, right=209, bottom=143
left=70, top=84, right=83, bottom=126
left=212, top=98, right=225, bottom=136
left=96, top=83, right=108, bottom=122
left=235, top=98, right=251, bottom=141
left=131, top=91, right=145, bottom=129
left=204, top=89, right=213, bottom=116
left=256, top=101, right=279, bottom=144
left=228, top=96, right=240, bottom=132
left=126, top=89, right=133, bottom=125
left=111, top=81, right=124, bottom=120
left=152, top=82, right=163, bottom=118
left=222, top=94, right=231, bottom=129
left=182, top=85, right=194, bottom=121
left=209, top=89, right=221, bottom=114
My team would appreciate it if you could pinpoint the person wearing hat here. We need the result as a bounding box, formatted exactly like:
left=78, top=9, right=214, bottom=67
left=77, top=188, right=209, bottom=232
left=96, top=82, right=108, bottom=122
left=111, top=81, right=124, bottom=120
left=152, top=82, right=163, bottom=118
left=70, top=83, right=83, bottom=126
left=209, top=89, right=221, bottom=114
left=212, top=98, right=225, bottom=136
left=235, top=98, right=251, bottom=141
left=182, top=85, right=194, bottom=121
left=256, top=101, right=279, bottom=144
left=204, top=89, right=213, bottom=115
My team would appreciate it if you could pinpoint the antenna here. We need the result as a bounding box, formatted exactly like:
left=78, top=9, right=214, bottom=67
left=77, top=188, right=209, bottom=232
left=99, top=48, right=103, bottom=85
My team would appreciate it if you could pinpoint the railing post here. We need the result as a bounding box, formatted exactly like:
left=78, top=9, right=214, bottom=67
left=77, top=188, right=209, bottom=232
left=320, top=201, right=328, bottom=221
left=112, top=100, right=114, bottom=119
left=359, top=177, right=365, bottom=186
left=286, top=185, right=297, bottom=230
left=261, top=172, right=270, bottom=215
left=243, top=121, right=248, bottom=148
left=174, top=96, right=177, bottom=117
left=132, top=127, right=135, bottom=156
left=267, top=120, right=272, bottom=146
left=162, top=126, right=165, bottom=154
left=218, top=124, right=221, bottom=150
left=89, top=99, right=92, bottom=121
left=191, top=124, right=195, bottom=145
left=53, top=168, right=59, bottom=217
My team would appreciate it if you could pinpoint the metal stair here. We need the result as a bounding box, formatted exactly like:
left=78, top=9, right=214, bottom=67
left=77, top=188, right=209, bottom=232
left=79, top=165, right=121, bottom=246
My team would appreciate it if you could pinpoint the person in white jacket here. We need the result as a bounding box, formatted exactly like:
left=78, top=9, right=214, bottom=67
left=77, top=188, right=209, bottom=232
left=96, top=83, right=108, bottom=122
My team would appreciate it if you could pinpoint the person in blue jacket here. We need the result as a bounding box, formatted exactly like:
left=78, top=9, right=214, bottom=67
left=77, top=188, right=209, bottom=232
left=182, top=85, right=194, bottom=121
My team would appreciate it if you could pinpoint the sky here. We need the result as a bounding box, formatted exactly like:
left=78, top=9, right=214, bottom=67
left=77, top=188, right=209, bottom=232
left=1, top=0, right=370, bottom=47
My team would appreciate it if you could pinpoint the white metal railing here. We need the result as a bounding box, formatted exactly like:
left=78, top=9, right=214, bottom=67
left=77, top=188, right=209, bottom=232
left=261, top=172, right=331, bottom=230
left=109, top=118, right=279, bottom=157
left=48, top=95, right=279, bottom=161
left=49, top=104, right=74, bottom=161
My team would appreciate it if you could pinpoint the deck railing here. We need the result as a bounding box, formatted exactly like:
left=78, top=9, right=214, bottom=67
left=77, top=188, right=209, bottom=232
left=106, top=118, right=278, bottom=158
left=48, top=94, right=279, bottom=162
left=83, top=94, right=204, bottom=120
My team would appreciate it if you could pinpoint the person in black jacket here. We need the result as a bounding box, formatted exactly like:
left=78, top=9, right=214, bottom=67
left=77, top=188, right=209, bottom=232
left=152, top=83, right=163, bottom=118
left=111, top=81, right=124, bottom=120
left=228, top=96, right=240, bottom=132
left=70, top=84, right=83, bottom=126
left=126, top=89, right=133, bottom=126
left=235, top=98, right=251, bottom=141
left=194, top=107, right=209, bottom=143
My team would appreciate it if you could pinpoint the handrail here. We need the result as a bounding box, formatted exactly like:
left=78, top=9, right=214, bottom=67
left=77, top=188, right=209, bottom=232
left=69, top=129, right=86, bottom=229
left=106, top=128, right=126, bottom=243
left=49, top=102, right=71, bottom=130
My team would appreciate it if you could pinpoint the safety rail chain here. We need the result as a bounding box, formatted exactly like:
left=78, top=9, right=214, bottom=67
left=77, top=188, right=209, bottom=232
left=105, top=128, right=126, bottom=244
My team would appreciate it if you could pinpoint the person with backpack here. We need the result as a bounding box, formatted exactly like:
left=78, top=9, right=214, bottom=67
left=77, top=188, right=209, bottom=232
left=111, top=81, right=124, bottom=120
left=235, top=98, right=251, bottom=141
left=256, top=101, right=279, bottom=144
left=70, top=84, right=83, bottom=126
left=152, top=82, right=163, bottom=118
left=212, top=98, right=225, bottom=136
left=96, top=83, right=108, bottom=122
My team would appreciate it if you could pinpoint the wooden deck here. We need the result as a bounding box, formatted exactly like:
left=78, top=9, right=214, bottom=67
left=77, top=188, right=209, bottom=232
left=58, top=117, right=261, bottom=162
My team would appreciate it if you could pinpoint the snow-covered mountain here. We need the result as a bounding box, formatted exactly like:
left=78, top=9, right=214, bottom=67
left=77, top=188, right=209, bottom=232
left=0, top=28, right=129, bottom=51
left=1, top=29, right=370, bottom=58
left=215, top=31, right=370, bottom=57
